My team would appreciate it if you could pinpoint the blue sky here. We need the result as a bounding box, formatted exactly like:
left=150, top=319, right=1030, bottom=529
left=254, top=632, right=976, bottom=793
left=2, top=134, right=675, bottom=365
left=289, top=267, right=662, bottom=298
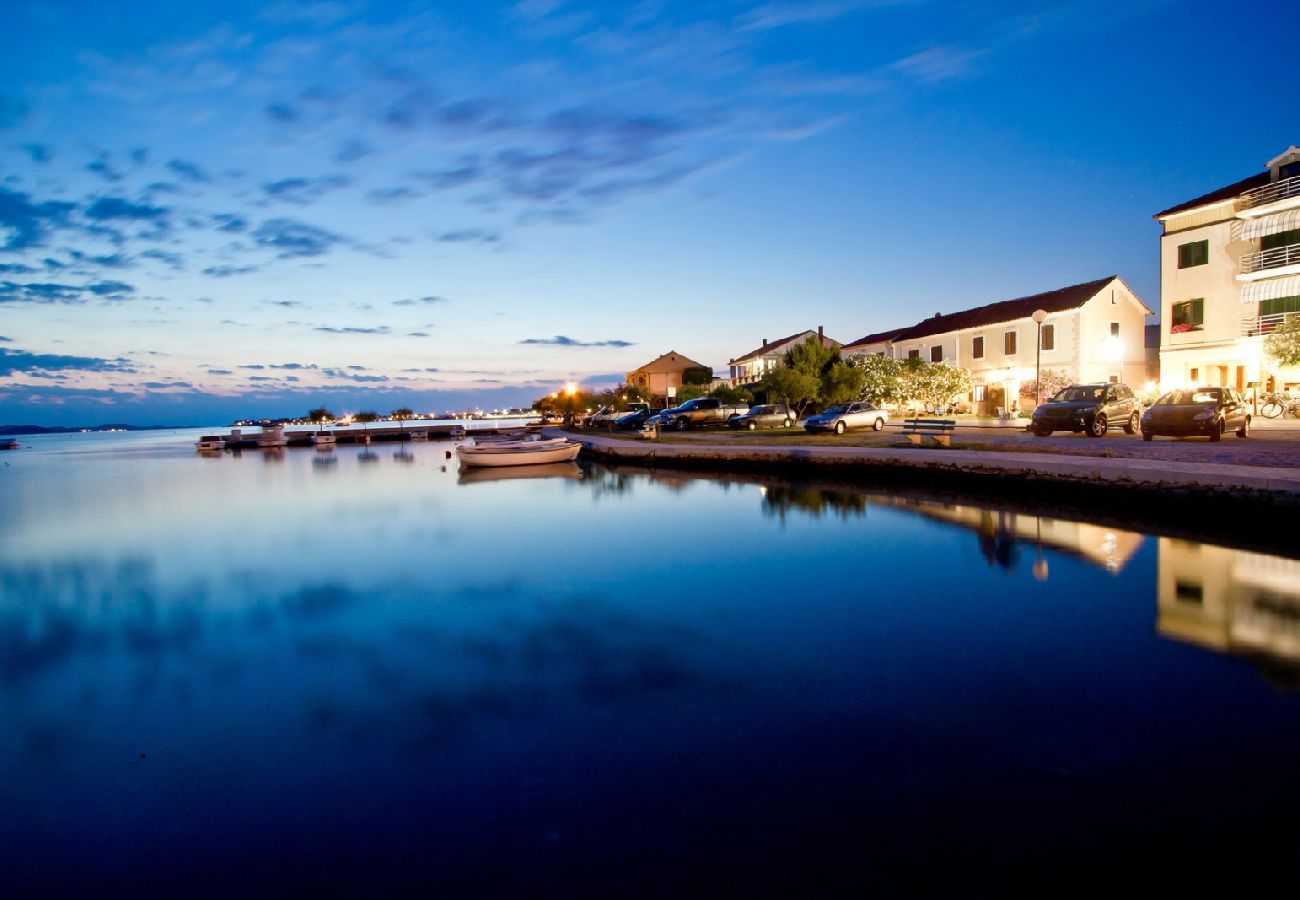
left=1, top=0, right=1295, bottom=425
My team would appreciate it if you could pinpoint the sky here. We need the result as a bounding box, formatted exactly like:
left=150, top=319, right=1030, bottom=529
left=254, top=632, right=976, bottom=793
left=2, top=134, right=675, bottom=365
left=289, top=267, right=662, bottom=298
left=1, top=0, right=1296, bottom=426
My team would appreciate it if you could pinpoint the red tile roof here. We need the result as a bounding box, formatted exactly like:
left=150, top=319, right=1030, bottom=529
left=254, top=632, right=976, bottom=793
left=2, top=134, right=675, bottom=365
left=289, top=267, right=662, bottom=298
left=861, top=276, right=1133, bottom=344
left=1153, top=172, right=1269, bottom=219
left=843, top=326, right=911, bottom=350
left=731, top=330, right=840, bottom=364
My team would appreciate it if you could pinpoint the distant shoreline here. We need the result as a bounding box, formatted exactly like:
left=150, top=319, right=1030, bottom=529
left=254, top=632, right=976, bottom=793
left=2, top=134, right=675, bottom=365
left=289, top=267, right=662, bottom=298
left=0, top=423, right=187, bottom=436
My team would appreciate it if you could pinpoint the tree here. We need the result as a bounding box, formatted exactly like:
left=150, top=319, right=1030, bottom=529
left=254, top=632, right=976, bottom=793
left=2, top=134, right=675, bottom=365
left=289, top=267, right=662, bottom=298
left=308, top=407, right=335, bottom=424
left=681, top=365, right=713, bottom=386
left=353, top=411, right=379, bottom=431
left=822, top=361, right=866, bottom=405
left=1264, top=316, right=1300, bottom=369
left=708, top=383, right=753, bottom=405
left=909, top=361, right=973, bottom=412
left=389, top=407, right=414, bottom=431
left=760, top=365, right=820, bottom=417
left=1019, top=369, right=1072, bottom=405
left=847, top=354, right=903, bottom=406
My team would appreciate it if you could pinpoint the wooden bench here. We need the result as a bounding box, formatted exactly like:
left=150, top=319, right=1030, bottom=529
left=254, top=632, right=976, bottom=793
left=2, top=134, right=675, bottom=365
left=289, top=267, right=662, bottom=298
left=902, top=418, right=956, bottom=447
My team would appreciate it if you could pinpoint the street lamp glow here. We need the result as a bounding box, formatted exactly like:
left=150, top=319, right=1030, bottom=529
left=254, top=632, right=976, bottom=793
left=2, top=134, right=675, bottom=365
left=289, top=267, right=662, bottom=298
left=1101, top=336, right=1125, bottom=384
left=564, top=382, right=577, bottom=396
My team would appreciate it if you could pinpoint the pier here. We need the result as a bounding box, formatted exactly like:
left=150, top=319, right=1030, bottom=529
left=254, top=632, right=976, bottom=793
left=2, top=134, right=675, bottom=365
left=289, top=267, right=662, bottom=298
left=217, top=421, right=540, bottom=449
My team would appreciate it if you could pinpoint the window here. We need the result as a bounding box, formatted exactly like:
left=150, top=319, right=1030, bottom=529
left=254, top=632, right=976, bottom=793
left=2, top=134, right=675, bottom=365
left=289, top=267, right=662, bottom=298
left=1171, top=298, right=1204, bottom=332
left=972, top=385, right=987, bottom=402
left=1174, top=580, right=1204, bottom=605
left=1260, top=296, right=1300, bottom=317
left=930, top=346, right=942, bottom=363
left=972, top=336, right=984, bottom=359
left=1261, top=228, right=1300, bottom=252
left=1110, top=322, right=1120, bottom=337
left=1040, top=324, right=1054, bottom=351
left=907, top=349, right=920, bottom=360
left=1004, top=331, right=1017, bottom=355
left=1177, top=239, right=1208, bottom=268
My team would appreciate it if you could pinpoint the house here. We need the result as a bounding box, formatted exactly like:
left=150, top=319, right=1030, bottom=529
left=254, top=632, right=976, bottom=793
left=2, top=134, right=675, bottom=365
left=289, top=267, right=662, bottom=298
left=729, top=327, right=840, bottom=385
left=1153, top=145, right=1300, bottom=394
left=626, top=351, right=710, bottom=399
left=842, top=276, right=1152, bottom=414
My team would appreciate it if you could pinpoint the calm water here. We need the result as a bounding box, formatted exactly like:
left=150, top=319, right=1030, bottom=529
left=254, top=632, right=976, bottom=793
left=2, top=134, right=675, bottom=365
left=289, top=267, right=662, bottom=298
left=2, top=431, right=1298, bottom=895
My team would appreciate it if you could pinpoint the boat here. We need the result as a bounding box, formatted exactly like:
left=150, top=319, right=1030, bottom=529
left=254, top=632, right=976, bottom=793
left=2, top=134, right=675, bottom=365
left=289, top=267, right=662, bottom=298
left=311, top=432, right=337, bottom=446
left=0, top=438, right=19, bottom=450
left=194, top=435, right=224, bottom=452
left=456, top=439, right=582, bottom=467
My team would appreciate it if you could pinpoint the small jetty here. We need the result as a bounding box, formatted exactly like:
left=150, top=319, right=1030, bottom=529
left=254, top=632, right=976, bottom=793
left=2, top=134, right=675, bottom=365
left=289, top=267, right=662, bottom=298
left=210, top=421, right=540, bottom=450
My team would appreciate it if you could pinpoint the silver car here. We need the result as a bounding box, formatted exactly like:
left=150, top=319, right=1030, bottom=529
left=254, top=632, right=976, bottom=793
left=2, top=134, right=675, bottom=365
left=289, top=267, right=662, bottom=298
left=803, top=402, right=889, bottom=434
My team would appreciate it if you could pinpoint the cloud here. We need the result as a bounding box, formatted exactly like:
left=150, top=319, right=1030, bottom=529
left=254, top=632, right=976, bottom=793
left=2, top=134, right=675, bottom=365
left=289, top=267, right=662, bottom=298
left=266, top=299, right=302, bottom=308
left=84, top=197, right=168, bottom=221
left=365, top=186, right=422, bottom=205
left=265, top=101, right=299, bottom=124
left=391, top=295, right=448, bottom=306
left=0, top=263, right=38, bottom=274
left=261, top=174, right=351, bottom=204
left=0, top=187, right=77, bottom=251
left=207, top=368, right=233, bottom=375
left=252, top=218, right=344, bottom=258
left=212, top=213, right=247, bottom=232
left=260, top=1, right=360, bottom=26
left=407, top=331, right=429, bottom=337
left=314, top=325, right=392, bottom=334
left=736, top=0, right=902, bottom=31
left=333, top=139, right=371, bottom=164
left=519, top=335, right=633, bottom=348
left=0, top=346, right=133, bottom=375
left=437, top=228, right=500, bottom=244
left=1, top=280, right=132, bottom=304
left=201, top=264, right=258, bottom=277
left=238, top=364, right=266, bottom=369
left=22, top=143, right=53, bottom=163
left=890, top=45, right=984, bottom=83
left=139, top=248, right=185, bottom=270
left=166, top=158, right=212, bottom=183
left=85, top=154, right=124, bottom=182
left=270, top=362, right=316, bottom=369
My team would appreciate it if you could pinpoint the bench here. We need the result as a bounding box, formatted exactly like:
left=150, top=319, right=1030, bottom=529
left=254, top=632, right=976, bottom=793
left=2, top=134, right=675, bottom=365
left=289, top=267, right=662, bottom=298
left=902, top=418, right=956, bottom=447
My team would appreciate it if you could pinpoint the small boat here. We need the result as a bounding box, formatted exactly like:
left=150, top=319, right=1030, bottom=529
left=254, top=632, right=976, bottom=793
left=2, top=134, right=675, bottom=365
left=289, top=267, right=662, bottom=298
left=456, top=439, right=582, bottom=467
left=0, top=438, right=19, bottom=450
left=311, top=432, right=337, bottom=446
left=194, top=435, right=224, bottom=452
left=409, top=431, right=429, bottom=441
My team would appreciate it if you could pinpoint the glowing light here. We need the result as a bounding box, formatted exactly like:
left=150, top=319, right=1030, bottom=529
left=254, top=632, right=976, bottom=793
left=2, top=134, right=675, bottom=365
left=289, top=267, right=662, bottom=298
left=564, top=382, right=577, bottom=396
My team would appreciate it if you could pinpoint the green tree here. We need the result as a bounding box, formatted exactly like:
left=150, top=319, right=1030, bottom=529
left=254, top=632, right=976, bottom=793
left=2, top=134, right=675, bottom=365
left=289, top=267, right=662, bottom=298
left=681, top=365, right=713, bottom=386
left=389, top=407, right=415, bottom=430
left=1264, top=316, right=1300, bottom=369
left=847, top=354, right=903, bottom=406
left=760, top=365, right=820, bottom=417
left=308, top=407, right=335, bottom=424
left=352, top=411, right=379, bottom=432
left=758, top=337, right=859, bottom=416
left=708, top=383, right=753, bottom=405
left=823, top=361, right=866, bottom=405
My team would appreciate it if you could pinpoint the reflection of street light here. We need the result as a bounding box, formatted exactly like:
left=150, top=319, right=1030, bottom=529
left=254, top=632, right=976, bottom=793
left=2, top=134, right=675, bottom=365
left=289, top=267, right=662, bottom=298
left=1033, top=517, right=1049, bottom=582
left=1031, top=308, right=1047, bottom=407
left=1101, top=336, right=1124, bottom=383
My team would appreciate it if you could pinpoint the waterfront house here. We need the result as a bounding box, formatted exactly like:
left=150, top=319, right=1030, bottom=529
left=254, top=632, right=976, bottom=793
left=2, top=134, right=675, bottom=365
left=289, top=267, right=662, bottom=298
left=842, top=276, right=1152, bottom=414
left=729, top=327, right=840, bottom=386
left=626, top=351, right=709, bottom=399
left=1153, top=145, right=1300, bottom=394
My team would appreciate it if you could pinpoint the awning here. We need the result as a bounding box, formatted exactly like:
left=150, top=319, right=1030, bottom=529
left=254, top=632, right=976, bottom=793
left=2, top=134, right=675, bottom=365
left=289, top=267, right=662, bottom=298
left=1241, top=275, right=1300, bottom=303
left=1240, top=208, right=1300, bottom=241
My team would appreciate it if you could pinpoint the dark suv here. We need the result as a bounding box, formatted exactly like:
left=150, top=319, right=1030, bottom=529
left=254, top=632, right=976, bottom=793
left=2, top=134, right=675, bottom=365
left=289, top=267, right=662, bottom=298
left=1030, top=382, right=1140, bottom=438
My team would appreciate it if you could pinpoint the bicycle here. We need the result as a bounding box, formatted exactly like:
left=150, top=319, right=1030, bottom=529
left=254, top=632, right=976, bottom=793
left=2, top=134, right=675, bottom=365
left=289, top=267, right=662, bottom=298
left=1259, top=393, right=1300, bottom=418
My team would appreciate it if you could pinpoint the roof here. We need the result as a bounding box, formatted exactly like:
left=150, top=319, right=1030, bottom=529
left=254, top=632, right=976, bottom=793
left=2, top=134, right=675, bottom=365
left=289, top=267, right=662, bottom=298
left=894, top=276, right=1129, bottom=342
left=1153, top=171, right=1269, bottom=219
left=731, top=330, right=840, bottom=364
left=843, top=326, right=911, bottom=350
left=628, top=350, right=706, bottom=375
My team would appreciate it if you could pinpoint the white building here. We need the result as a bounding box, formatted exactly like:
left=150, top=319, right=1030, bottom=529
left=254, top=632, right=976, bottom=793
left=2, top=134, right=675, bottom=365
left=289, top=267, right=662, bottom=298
left=728, top=327, right=840, bottom=386
left=1153, top=145, right=1300, bottom=393
left=842, top=275, right=1151, bottom=413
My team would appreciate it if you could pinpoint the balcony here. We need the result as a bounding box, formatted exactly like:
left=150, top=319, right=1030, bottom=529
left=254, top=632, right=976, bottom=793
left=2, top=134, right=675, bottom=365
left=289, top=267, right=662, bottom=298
left=1238, top=174, right=1300, bottom=215
left=1239, top=242, right=1300, bottom=277
left=1239, top=311, right=1298, bottom=337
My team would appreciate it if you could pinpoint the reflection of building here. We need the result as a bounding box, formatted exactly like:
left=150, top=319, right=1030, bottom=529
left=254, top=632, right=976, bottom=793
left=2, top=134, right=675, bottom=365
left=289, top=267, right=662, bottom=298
left=878, top=499, right=1145, bottom=574
left=1157, top=538, right=1300, bottom=667
left=1153, top=145, right=1300, bottom=393
left=842, top=276, right=1151, bottom=415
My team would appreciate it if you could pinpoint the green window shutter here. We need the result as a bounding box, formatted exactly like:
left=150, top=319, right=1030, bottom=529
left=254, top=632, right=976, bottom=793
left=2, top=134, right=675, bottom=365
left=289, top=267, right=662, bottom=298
left=1191, top=298, right=1204, bottom=325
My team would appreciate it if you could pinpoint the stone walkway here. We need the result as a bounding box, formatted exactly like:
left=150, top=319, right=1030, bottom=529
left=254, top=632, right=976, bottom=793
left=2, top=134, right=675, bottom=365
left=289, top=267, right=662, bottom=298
left=558, top=428, right=1300, bottom=496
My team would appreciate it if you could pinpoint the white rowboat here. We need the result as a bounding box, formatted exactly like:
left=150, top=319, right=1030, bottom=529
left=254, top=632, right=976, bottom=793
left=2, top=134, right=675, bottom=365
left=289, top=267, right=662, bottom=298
left=456, top=440, right=582, bottom=467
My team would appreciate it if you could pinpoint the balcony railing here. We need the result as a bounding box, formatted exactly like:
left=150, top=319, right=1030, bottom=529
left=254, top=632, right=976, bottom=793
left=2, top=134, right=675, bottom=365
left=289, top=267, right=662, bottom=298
left=1240, top=242, right=1300, bottom=274
left=1240, top=311, right=1298, bottom=337
left=1239, top=174, right=1300, bottom=210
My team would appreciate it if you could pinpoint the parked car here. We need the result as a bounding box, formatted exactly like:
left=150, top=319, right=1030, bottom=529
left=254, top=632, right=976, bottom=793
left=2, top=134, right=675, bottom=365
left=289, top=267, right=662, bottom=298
left=803, top=402, right=888, bottom=434
left=1141, top=386, right=1251, bottom=441
left=614, top=408, right=653, bottom=430
left=1029, top=382, right=1140, bottom=437
left=659, top=398, right=751, bottom=430
left=589, top=402, right=650, bottom=429
left=728, top=403, right=794, bottom=430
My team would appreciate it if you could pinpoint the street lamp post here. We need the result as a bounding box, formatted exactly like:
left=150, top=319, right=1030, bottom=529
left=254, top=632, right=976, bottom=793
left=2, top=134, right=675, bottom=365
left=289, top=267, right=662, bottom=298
left=1031, top=308, right=1047, bottom=408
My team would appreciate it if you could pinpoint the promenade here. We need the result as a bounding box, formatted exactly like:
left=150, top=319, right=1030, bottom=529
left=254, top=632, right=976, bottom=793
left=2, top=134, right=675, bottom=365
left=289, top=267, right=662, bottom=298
left=555, top=419, right=1300, bottom=498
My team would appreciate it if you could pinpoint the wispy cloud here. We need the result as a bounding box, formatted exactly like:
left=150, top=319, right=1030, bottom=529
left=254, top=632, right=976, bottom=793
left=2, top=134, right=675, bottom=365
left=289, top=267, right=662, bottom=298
left=252, top=218, right=344, bottom=258
left=314, top=325, right=392, bottom=334
left=391, top=295, right=448, bottom=307
left=519, top=335, right=633, bottom=348
left=0, top=346, right=133, bottom=375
